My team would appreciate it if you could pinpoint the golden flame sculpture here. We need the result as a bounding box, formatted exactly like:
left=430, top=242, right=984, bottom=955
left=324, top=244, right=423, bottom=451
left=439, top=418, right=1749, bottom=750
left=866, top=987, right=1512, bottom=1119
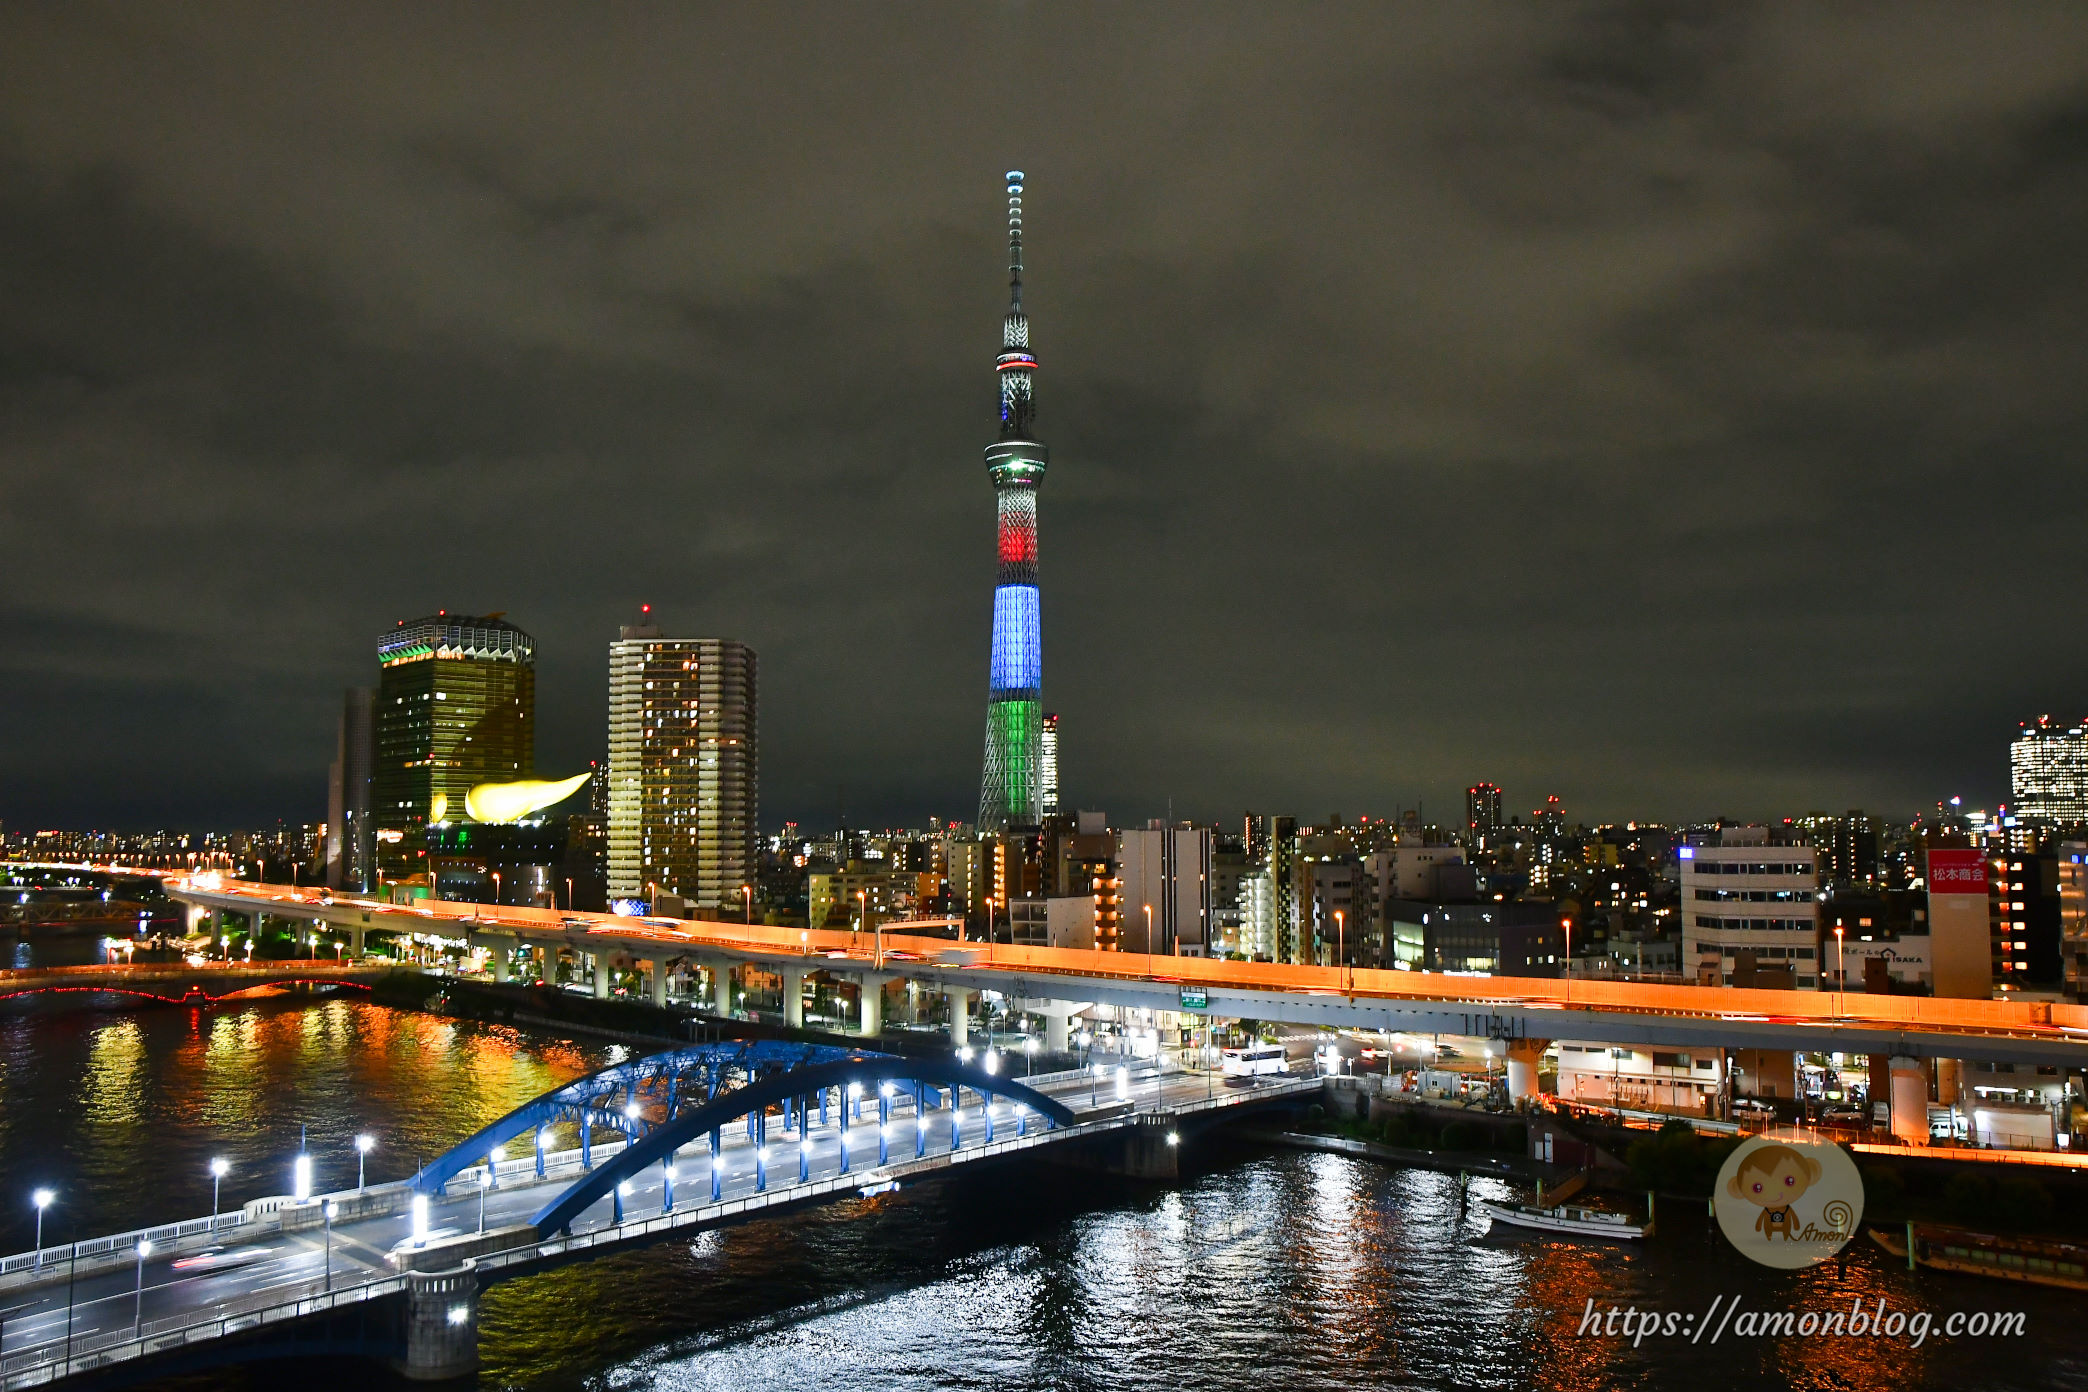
left=428, top=793, right=449, bottom=824
left=464, top=773, right=591, bottom=824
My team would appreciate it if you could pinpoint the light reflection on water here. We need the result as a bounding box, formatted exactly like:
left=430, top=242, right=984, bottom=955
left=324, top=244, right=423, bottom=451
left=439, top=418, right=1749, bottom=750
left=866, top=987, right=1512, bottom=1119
left=1, top=1001, right=2084, bottom=1392
left=475, top=1149, right=2088, bottom=1392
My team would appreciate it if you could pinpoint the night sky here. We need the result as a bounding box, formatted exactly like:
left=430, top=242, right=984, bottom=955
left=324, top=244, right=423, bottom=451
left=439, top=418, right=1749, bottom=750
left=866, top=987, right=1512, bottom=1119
left=5, top=5, right=2087, bottom=832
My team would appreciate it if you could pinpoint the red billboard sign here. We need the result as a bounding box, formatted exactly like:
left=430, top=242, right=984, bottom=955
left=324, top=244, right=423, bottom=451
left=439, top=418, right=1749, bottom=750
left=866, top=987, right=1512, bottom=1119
left=1926, top=849, right=1988, bottom=895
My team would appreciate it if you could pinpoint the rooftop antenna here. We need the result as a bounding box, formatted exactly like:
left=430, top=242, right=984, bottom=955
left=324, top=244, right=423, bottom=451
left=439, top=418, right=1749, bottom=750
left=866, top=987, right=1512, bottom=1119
left=1006, top=170, right=1024, bottom=312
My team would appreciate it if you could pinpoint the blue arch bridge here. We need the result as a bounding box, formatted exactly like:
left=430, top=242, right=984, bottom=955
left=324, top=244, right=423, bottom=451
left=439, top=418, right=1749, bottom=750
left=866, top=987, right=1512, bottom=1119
left=0, top=1042, right=1315, bottom=1387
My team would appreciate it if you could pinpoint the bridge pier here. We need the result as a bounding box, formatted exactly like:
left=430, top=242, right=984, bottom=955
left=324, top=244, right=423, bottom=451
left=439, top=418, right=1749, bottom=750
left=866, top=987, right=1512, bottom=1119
left=709, top=959, right=734, bottom=1016
left=393, top=1262, right=479, bottom=1381
left=593, top=953, right=610, bottom=1000
left=492, top=949, right=510, bottom=984
left=647, top=960, right=667, bottom=1008
left=1505, top=1038, right=1550, bottom=1106
left=783, top=967, right=806, bottom=1029
left=947, top=988, right=973, bottom=1047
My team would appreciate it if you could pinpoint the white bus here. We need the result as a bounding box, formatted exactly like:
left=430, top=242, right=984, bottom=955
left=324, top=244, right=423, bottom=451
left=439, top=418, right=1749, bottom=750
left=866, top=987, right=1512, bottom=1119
left=1221, top=1044, right=1289, bottom=1077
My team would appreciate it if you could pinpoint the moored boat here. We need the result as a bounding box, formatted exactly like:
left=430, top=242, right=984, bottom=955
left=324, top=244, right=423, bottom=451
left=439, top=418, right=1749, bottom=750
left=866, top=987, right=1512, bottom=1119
left=1869, top=1223, right=2088, bottom=1292
left=1479, top=1198, right=1651, bottom=1240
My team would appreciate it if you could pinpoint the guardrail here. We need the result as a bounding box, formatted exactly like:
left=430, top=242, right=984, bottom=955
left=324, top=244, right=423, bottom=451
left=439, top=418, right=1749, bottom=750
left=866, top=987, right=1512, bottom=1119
left=0, top=1270, right=408, bottom=1390
left=0, top=1213, right=250, bottom=1288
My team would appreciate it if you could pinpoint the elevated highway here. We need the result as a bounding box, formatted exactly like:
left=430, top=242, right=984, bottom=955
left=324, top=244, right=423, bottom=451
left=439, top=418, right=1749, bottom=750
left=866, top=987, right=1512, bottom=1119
left=165, top=877, right=2088, bottom=1069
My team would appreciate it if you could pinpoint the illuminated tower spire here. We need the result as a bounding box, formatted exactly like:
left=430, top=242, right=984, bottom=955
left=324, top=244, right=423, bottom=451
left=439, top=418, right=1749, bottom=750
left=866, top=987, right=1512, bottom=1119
left=977, top=171, right=1047, bottom=831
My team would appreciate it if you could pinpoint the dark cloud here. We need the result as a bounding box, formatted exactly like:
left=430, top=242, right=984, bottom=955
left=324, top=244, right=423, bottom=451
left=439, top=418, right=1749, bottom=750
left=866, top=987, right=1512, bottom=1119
left=2, top=2, right=2086, bottom=831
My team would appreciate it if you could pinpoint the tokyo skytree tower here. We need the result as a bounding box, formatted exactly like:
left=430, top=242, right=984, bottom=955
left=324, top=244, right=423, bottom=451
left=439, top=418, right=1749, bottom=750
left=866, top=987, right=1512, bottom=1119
left=977, top=171, right=1048, bottom=831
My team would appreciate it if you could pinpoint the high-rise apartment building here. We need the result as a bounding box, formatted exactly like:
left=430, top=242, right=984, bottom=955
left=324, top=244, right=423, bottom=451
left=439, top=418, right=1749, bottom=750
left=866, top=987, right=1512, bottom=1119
left=1796, top=810, right=1882, bottom=886
left=1118, top=823, right=1212, bottom=955
left=2011, top=717, right=2088, bottom=821
left=1039, top=712, right=1060, bottom=818
left=1241, top=813, right=1301, bottom=963
left=606, top=624, right=758, bottom=912
left=1055, top=810, right=1119, bottom=949
left=1466, top=783, right=1503, bottom=843
left=1679, top=827, right=1821, bottom=988
left=1989, top=851, right=2064, bottom=989
left=325, top=687, right=374, bottom=890
left=2059, top=842, right=2088, bottom=1001
left=374, top=614, right=535, bottom=879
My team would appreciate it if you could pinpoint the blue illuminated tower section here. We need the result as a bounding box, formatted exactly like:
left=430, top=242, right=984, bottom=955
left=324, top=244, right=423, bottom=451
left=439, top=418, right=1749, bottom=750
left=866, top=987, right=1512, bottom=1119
left=978, top=171, right=1047, bottom=831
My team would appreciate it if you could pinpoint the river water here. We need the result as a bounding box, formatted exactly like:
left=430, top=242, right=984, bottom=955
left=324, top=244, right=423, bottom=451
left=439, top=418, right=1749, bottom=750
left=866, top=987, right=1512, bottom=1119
left=1, top=998, right=2083, bottom=1392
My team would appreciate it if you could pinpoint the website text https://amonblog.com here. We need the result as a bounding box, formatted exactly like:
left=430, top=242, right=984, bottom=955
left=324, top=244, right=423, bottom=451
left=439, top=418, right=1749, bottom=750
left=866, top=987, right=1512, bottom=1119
left=1575, top=1294, right=2027, bottom=1350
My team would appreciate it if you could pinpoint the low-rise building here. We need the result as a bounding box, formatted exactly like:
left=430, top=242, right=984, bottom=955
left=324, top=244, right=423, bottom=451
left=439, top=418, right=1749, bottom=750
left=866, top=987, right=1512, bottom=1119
left=1382, top=900, right=1561, bottom=976
left=1681, top=827, right=1821, bottom=988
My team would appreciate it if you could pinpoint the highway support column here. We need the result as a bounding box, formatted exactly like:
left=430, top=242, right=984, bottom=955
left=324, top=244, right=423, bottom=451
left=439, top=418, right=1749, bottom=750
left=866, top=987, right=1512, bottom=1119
left=1505, top=1039, right=1550, bottom=1107
left=394, top=1262, right=479, bottom=1381
left=946, top=988, right=973, bottom=1047
left=592, top=954, right=610, bottom=1000
left=856, top=974, right=892, bottom=1038
left=709, top=959, right=733, bottom=1017
left=1888, top=1055, right=1930, bottom=1146
left=648, top=961, right=667, bottom=1008
left=783, top=967, right=806, bottom=1029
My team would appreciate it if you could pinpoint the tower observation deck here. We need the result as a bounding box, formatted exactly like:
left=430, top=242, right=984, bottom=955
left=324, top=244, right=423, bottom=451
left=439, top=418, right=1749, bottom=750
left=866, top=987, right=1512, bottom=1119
left=977, top=171, right=1048, bottom=831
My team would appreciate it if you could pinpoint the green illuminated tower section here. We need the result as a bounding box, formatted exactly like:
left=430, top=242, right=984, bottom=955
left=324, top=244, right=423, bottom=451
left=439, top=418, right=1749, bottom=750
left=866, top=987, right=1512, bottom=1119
left=978, top=171, right=1047, bottom=832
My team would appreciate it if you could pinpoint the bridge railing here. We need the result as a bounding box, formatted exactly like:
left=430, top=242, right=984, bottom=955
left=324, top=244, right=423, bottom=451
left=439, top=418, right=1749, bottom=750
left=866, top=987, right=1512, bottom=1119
left=0, top=1269, right=407, bottom=1388
left=0, top=1212, right=250, bottom=1284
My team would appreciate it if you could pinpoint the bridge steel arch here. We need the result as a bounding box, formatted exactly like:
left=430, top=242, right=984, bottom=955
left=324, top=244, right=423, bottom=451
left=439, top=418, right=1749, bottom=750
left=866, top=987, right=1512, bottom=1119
left=414, top=1040, right=872, bottom=1196
left=528, top=1055, right=1080, bottom=1237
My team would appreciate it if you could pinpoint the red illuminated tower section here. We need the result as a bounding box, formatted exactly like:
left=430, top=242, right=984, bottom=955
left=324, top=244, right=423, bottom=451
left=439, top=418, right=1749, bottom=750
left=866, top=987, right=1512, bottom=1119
left=978, top=171, right=1048, bottom=831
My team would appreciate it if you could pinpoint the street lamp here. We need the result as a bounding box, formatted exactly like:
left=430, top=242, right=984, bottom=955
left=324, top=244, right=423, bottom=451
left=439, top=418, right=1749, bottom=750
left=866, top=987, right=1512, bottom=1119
left=1334, top=909, right=1345, bottom=975
left=478, top=1167, right=493, bottom=1233
left=490, top=871, right=501, bottom=907
left=293, top=1152, right=312, bottom=1202
left=209, top=1159, right=229, bottom=1220
left=1834, top=926, right=1846, bottom=1001
left=133, top=1238, right=152, bottom=1334
left=742, top=884, right=753, bottom=925
left=355, top=1134, right=375, bottom=1190
left=323, top=1201, right=337, bottom=1291
left=32, top=1188, right=53, bottom=1267
left=1143, top=903, right=1153, bottom=952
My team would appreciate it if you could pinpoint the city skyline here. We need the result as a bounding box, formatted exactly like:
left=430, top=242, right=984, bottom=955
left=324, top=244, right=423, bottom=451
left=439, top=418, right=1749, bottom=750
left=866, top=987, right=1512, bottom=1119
left=5, top=8, right=2088, bottom=832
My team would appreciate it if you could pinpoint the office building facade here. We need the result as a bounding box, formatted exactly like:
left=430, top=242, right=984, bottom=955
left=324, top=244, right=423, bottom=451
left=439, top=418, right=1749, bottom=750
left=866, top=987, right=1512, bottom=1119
left=2011, top=717, right=2088, bottom=821
left=325, top=686, right=374, bottom=891
left=1680, top=827, right=1822, bottom=988
left=1039, top=712, right=1060, bottom=818
left=606, top=625, right=758, bottom=912
left=1117, top=824, right=1212, bottom=955
left=374, top=614, right=535, bottom=880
